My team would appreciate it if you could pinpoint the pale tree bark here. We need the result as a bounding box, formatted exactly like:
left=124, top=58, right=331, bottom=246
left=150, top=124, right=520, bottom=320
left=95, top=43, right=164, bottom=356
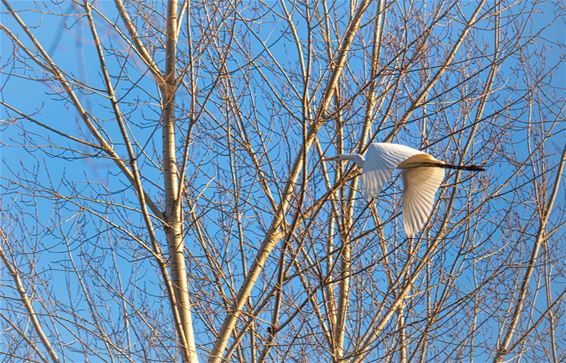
left=208, top=2, right=372, bottom=361
left=162, top=1, right=198, bottom=361
left=494, top=146, right=565, bottom=362
left=1, top=1, right=563, bottom=362
left=0, top=230, right=60, bottom=363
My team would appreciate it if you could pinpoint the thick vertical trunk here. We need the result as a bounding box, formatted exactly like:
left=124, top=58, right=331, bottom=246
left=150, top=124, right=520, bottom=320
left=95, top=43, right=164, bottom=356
left=163, top=1, right=198, bottom=362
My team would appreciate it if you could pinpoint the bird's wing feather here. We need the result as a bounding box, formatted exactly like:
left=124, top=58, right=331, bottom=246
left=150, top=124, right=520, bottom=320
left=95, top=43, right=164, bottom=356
left=360, top=143, right=423, bottom=200
left=401, top=167, right=444, bottom=237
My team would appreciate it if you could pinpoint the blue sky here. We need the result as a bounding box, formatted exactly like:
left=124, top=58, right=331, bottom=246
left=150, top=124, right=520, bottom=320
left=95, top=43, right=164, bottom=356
left=1, top=1, right=564, bottom=361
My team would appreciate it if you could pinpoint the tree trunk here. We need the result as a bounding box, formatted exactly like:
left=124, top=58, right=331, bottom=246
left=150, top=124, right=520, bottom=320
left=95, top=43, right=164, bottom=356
left=163, top=0, right=198, bottom=361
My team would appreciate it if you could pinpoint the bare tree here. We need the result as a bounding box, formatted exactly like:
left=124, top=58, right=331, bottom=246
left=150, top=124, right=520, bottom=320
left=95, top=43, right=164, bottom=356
left=1, top=1, right=564, bottom=362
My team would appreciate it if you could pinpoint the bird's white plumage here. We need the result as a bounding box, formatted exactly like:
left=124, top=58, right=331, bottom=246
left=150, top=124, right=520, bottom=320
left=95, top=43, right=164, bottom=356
left=360, top=143, right=424, bottom=199
left=401, top=166, right=444, bottom=237
left=350, top=143, right=446, bottom=237
left=329, top=142, right=449, bottom=237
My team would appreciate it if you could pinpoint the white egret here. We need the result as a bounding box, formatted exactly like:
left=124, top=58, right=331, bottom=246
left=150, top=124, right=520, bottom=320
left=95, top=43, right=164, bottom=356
left=327, top=142, right=484, bottom=237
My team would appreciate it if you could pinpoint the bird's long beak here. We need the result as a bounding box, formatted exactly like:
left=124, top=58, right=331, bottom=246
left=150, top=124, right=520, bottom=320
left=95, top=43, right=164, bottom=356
left=323, top=156, right=340, bottom=161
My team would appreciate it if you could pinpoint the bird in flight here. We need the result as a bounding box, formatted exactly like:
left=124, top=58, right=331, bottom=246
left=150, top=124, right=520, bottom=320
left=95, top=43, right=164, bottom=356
left=326, top=142, right=484, bottom=237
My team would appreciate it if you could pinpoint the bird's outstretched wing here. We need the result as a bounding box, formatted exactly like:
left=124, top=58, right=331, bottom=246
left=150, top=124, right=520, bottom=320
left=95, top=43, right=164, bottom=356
left=360, top=143, right=423, bottom=200
left=401, top=166, right=444, bottom=237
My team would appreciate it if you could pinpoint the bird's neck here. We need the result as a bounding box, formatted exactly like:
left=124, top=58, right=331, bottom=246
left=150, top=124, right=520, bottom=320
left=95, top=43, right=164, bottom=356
left=338, top=154, right=365, bottom=167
